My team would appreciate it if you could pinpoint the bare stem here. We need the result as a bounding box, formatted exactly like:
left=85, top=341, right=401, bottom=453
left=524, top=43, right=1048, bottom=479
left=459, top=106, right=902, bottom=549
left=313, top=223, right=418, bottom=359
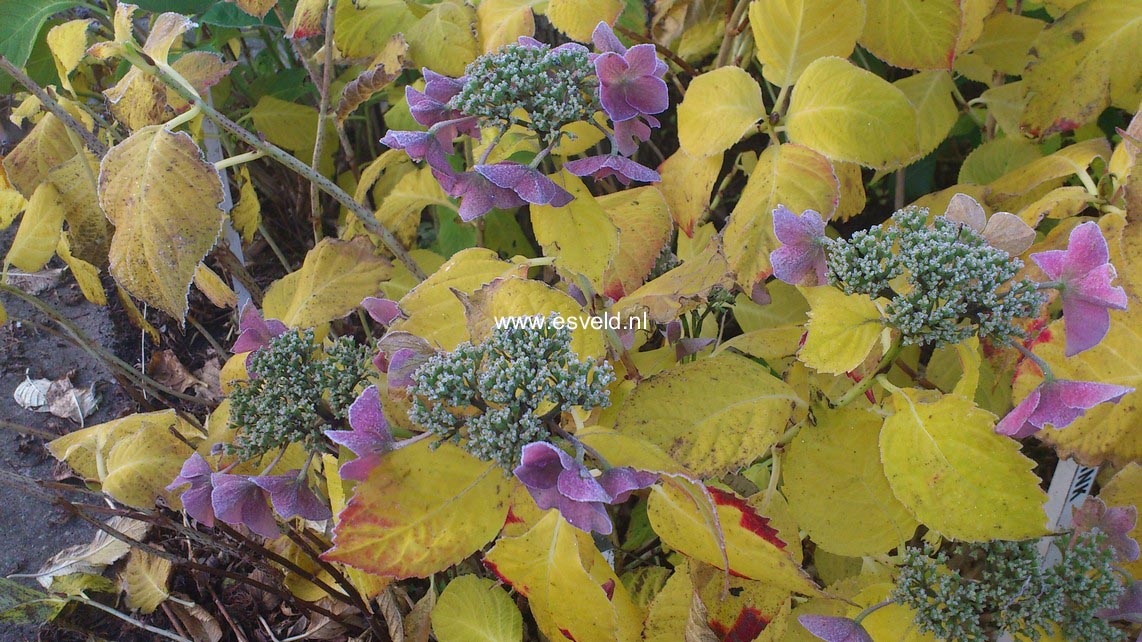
left=714, top=0, right=751, bottom=68
left=0, top=54, right=108, bottom=156
left=309, top=0, right=338, bottom=244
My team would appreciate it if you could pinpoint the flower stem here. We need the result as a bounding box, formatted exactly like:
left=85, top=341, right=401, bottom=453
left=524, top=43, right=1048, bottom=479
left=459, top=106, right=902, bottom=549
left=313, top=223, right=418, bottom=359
left=214, top=150, right=266, bottom=170
left=1012, top=342, right=1055, bottom=381
left=833, top=338, right=903, bottom=408
left=853, top=599, right=894, bottom=624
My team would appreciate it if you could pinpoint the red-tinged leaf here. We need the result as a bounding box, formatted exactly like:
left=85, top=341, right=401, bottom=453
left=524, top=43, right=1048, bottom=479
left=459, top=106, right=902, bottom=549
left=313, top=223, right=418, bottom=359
left=323, top=440, right=510, bottom=579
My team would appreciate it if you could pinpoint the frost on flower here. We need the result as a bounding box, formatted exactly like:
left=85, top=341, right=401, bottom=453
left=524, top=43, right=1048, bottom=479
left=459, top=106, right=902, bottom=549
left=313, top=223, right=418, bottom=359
left=995, top=377, right=1134, bottom=438
left=1030, top=221, right=1128, bottom=356
left=232, top=304, right=287, bottom=366
left=473, top=163, right=573, bottom=208
left=593, top=41, right=668, bottom=123
left=251, top=473, right=331, bottom=521
left=1072, top=497, right=1140, bottom=563
left=326, top=385, right=394, bottom=481
left=210, top=472, right=279, bottom=539
left=513, top=441, right=657, bottom=535
left=564, top=154, right=660, bottom=185
left=797, top=615, right=873, bottom=642
left=166, top=453, right=216, bottom=527
left=769, top=205, right=830, bottom=286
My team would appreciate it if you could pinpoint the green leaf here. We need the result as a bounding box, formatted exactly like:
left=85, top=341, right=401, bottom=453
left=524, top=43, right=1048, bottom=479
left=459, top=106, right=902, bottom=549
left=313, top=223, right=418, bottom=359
left=431, top=575, right=523, bottom=642
left=0, top=0, right=79, bottom=69
left=0, top=578, right=64, bottom=624
left=786, top=57, right=920, bottom=170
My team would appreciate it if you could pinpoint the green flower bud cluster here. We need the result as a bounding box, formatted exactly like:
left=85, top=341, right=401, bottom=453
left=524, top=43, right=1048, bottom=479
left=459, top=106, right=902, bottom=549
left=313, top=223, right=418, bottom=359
left=408, top=316, right=614, bottom=469
left=450, top=43, right=597, bottom=142
left=892, top=534, right=1126, bottom=642
left=827, top=207, right=1045, bottom=348
left=229, top=330, right=372, bottom=459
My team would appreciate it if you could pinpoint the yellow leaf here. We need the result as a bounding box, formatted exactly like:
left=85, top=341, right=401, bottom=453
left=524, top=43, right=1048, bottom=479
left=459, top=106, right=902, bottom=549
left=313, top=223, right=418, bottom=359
left=287, top=0, right=327, bottom=38
left=615, top=237, right=733, bottom=324
left=849, top=583, right=940, bottom=642
left=734, top=281, right=809, bottom=331
left=834, top=160, right=866, bottom=221
left=600, top=186, right=674, bottom=299
left=0, top=301, right=6, bottom=325
left=798, top=286, right=883, bottom=375
left=379, top=248, right=446, bottom=302
left=431, top=575, right=523, bottom=642
left=193, top=264, right=237, bottom=309
left=645, top=563, right=793, bottom=641
left=485, top=511, right=641, bottom=642
left=1100, top=464, right=1142, bottom=578
left=46, top=150, right=110, bottom=266
left=57, top=235, right=107, bottom=306
left=964, top=11, right=1044, bottom=76
left=248, top=96, right=319, bottom=153
left=47, top=20, right=91, bottom=93
left=116, top=286, right=161, bottom=345
left=2, top=111, right=85, bottom=197
left=334, top=0, right=418, bottom=58
left=462, top=276, right=606, bottom=360
left=234, top=0, right=277, bottom=18
left=6, top=181, right=64, bottom=272
left=98, top=126, right=225, bottom=321
left=545, top=0, right=622, bottom=42
left=749, top=0, right=865, bottom=87
left=952, top=336, right=982, bottom=399
left=263, top=237, right=392, bottom=328
left=121, top=551, right=171, bottom=614
left=167, top=52, right=236, bottom=113
left=657, top=149, right=720, bottom=237
left=391, top=248, right=527, bottom=350
left=531, top=171, right=620, bottom=292
left=895, top=71, right=957, bottom=157
left=1015, top=185, right=1093, bottom=227
left=374, top=166, right=451, bottom=251
left=616, top=353, right=801, bottom=476
left=407, top=0, right=479, bottom=77
left=477, top=0, right=535, bottom=53
left=230, top=166, right=260, bottom=243
left=979, top=81, right=1029, bottom=139
left=1020, top=0, right=1142, bottom=137
left=783, top=407, right=918, bottom=556
left=859, top=0, right=962, bottom=70
left=647, top=479, right=820, bottom=595
left=48, top=410, right=197, bottom=509
left=724, top=143, right=838, bottom=288
left=325, top=440, right=510, bottom=578
left=0, top=164, right=27, bottom=229
left=786, top=57, right=920, bottom=169
left=678, top=67, right=765, bottom=158
left=987, top=137, right=1110, bottom=210
left=880, top=389, right=1049, bottom=541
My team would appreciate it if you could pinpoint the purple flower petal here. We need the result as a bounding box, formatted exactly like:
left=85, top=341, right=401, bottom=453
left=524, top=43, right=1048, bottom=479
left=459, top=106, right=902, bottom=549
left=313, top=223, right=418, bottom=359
left=1073, top=497, right=1140, bottom=562
left=1097, top=581, right=1142, bottom=623
left=556, top=498, right=614, bottom=534
left=167, top=453, right=215, bottom=527
left=251, top=473, right=332, bottom=521
left=595, top=44, right=669, bottom=123
left=514, top=442, right=568, bottom=489
left=798, top=615, right=874, bottom=642
left=439, top=170, right=527, bottom=222
left=564, top=155, right=660, bottom=185
left=596, top=467, right=657, bottom=503
left=361, top=297, right=401, bottom=325
left=326, top=386, right=395, bottom=481
left=769, top=206, right=829, bottom=286
left=613, top=116, right=655, bottom=156
left=1030, top=222, right=1127, bottom=356
left=380, top=130, right=453, bottom=172
left=473, top=163, right=573, bottom=207
left=591, top=21, right=626, bottom=54
left=557, top=468, right=612, bottom=503
left=210, top=473, right=279, bottom=539
left=996, top=378, right=1134, bottom=438
left=422, top=69, right=464, bottom=103
left=233, top=304, right=287, bottom=355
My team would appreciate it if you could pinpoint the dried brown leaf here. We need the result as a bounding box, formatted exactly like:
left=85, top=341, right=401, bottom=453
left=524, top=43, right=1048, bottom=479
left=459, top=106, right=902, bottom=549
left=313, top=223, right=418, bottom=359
left=335, top=35, right=408, bottom=127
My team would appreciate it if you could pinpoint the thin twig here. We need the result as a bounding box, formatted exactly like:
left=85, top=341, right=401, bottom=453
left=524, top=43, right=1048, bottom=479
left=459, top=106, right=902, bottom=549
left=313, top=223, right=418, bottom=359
left=714, top=0, right=751, bottom=68
left=76, top=596, right=192, bottom=642
left=0, top=54, right=108, bottom=156
left=308, top=0, right=338, bottom=244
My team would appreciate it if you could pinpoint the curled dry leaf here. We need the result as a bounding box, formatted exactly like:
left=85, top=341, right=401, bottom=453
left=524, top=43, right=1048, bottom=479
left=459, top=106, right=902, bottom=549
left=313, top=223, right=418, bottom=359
left=14, top=372, right=99, bottom=425
left=335, top=35, right=408, bottom=128
left=24, top=516, right=148, bottom=588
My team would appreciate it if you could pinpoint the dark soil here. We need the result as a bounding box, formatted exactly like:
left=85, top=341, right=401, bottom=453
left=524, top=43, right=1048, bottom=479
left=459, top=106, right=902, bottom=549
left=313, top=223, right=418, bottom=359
left=0, top=231, right=138, bottom=640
